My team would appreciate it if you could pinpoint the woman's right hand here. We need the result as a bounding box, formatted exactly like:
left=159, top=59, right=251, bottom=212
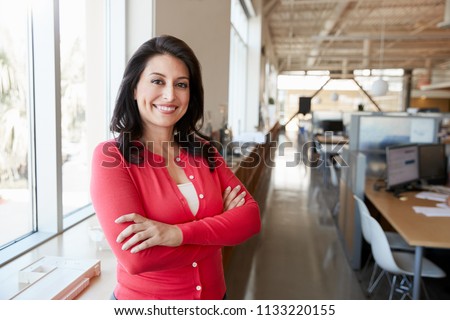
left=223, top=185, right=246, bottom=211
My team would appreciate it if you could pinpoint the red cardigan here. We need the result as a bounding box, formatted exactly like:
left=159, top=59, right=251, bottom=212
left=90, top=140, right=261, bottom=299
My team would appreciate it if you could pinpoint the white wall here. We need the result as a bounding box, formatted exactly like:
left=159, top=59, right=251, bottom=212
left=86, top=0, right=107, bottom=153
left=154, top=0, right=230, bottom=132
left=126, top=0, right=155, bottom=60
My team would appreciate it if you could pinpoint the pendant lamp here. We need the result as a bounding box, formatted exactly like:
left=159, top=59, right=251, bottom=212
left=372, top=78, right=388, bottom=97
left=371, top=17, right=388, bottom=97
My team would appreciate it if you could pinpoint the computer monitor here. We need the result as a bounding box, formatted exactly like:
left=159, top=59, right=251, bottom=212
left=418, top=143, right=447, bottom=185
left=386, top=144, right=419, bottom=192
left=321, top=120, right=344, bottom=134
left=299, top=97, right=311, bottom=115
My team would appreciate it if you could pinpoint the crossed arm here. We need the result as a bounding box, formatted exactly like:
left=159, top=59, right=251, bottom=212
left=90, top=142, right=261, bottom=274
left=115, top=184, right=247, bottom=253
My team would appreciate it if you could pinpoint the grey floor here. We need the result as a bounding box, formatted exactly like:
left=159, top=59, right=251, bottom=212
left=225, top=129, right=450, bottom=300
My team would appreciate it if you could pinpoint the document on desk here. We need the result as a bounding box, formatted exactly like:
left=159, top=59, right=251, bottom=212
left=415, top=192, right=448, bottom=202
left=413, top=206, right=450, bottom=217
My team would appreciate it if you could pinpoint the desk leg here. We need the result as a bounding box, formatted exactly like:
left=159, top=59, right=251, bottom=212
left=412, top=246, right=423, bottom=300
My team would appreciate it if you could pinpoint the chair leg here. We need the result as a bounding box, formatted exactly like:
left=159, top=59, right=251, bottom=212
left=398, top=276, right=412, bottom=300
left=389, top=275, right=397, bottom=300
left=367, top=261, right=377, bottom=286
left=368, top=267, right=386, bottom=295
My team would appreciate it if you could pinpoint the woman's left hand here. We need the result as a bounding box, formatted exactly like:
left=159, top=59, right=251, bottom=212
left=115, top=213, right=183, bottom=253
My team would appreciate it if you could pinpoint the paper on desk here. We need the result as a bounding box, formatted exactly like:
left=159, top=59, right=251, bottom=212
left=415, top=192, right=448, bottom=202
left=413, top=206, right=450, bottom=217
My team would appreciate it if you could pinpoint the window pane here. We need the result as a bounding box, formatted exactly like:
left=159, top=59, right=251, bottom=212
left=0, top=0, right=34, bottom=247
left=59, top=0, right=90, bottom=216
left=228, top=27, right=248, bottom=137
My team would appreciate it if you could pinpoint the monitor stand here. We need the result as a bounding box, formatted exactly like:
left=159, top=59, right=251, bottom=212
left=391, top=182, right=422, bottom=198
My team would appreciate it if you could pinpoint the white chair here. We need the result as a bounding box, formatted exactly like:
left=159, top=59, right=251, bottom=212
left=363, top=202, right=446, bottom=299
left=353, top=195, right=414, bottom=295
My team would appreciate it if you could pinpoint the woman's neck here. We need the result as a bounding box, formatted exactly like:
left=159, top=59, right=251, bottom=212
left=140, top=127, right=177, bottom=158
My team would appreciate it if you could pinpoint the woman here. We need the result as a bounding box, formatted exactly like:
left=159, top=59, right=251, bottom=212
left=90, top=35, right=261, bottom=300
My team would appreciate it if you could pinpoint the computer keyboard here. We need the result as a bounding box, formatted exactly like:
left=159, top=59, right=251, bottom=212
left=421, top=185, right=450, bottom=195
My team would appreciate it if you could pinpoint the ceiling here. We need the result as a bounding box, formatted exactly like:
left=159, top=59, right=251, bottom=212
left=263, top=0, right=450, bottom=76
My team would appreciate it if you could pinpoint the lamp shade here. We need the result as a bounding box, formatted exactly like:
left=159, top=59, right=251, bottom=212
left=371, top=78, right=389, bottom=96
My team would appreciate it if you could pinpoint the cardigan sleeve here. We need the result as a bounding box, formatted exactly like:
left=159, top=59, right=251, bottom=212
left=90, top=141, right=220, bottom=275
left=177, top=151, right=261, bottom=246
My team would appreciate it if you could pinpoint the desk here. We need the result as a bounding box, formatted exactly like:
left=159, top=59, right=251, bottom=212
left=315, top=134, right=349, bottom=145
left=314, top=134, right=349, bottom=186
left=314, top=134, right=349, bottom=163
left=364, top=178, right=450, bottom=299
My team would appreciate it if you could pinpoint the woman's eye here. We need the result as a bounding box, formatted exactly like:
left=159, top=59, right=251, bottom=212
left=176, top=82, right=189, bottom=89
left=151, top=79, right=164, bottom=85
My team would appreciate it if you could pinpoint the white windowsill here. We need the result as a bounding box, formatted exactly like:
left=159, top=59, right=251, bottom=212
left=0, top=214, right=116, bottom=300
left=0, top=232, right=56, bottom=267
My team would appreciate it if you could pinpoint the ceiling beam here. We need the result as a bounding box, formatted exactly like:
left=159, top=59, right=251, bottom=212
left=312, top=33, right=450, bottom=41
left=306, top=1, right=351, bottom=67
left=263, top=0, right=279, bottom=17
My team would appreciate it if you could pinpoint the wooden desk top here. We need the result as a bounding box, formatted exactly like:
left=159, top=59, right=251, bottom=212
left=365, top=178, right=450, bottom=248
left=315, top=134, right=349, bottom=145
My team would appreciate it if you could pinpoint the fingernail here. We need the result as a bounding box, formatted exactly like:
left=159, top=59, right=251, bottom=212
left=236, top=185, right=241, bottom=190
left=226, top=186, right=231, bottom=191
left=241, top=191, right=246, bottom=196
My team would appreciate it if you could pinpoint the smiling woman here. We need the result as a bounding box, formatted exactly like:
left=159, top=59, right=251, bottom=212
left=133, top=54, right=190, bottom=139
left=90, top=35, right=261, bottom=300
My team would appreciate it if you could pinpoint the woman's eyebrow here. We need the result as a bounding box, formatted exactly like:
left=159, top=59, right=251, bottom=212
left=147, top=72, right=165, bottom=77
left=147, top=72, right=189, bottom=80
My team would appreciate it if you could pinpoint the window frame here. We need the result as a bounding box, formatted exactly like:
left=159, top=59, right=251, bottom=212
left=0, top=0, right=124, bottom=267
left=228, top=0, right=249, bottom=137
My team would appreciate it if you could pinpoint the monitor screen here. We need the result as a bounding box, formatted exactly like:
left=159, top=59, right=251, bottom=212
left=418, top=143, right=447, bottom=185
left=299, top=97, right=311, bottom=115
left=386, top=144, right=419, bottom=190
left=321, top=120, right=344, bottom=133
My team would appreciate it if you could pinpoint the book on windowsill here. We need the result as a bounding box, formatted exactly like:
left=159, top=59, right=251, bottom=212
left=10, top=256, right=101, bottom=300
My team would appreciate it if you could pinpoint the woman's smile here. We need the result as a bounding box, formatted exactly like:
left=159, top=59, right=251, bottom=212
left=154, top=104, right=178, bottom=114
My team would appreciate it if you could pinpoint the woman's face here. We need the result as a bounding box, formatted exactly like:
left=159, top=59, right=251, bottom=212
left=134, top=54, right=190, bottom=134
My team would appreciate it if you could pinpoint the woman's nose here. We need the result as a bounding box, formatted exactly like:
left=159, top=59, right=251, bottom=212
left=162, top=85, right=175, bottom=100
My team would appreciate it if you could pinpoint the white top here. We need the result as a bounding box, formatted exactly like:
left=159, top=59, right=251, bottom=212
left=177, top=182, right=199, bottom=215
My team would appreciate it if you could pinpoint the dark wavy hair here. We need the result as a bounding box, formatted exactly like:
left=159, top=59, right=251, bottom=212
left=110, top=35, right=216, bottom=170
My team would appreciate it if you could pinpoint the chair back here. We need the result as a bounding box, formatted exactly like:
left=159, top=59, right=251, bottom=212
left=365, top=213, right=403, bottom=274
left=353, top=195, right=372, bottom=245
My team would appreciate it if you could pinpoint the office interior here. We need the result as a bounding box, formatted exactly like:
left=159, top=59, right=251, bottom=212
left=1, top=0, right=450, bottom=300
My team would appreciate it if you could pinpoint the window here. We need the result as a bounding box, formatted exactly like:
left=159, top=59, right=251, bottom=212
left=0, top=0, right=34, bottom=249
left=0, top=0, right=112, bottom=266
left=228, top=0, right=249, bottom=137
left=59, top=0, right=90, bottom=217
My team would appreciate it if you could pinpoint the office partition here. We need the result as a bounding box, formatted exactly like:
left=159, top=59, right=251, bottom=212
left=338, top=147, right=366, bottom=269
